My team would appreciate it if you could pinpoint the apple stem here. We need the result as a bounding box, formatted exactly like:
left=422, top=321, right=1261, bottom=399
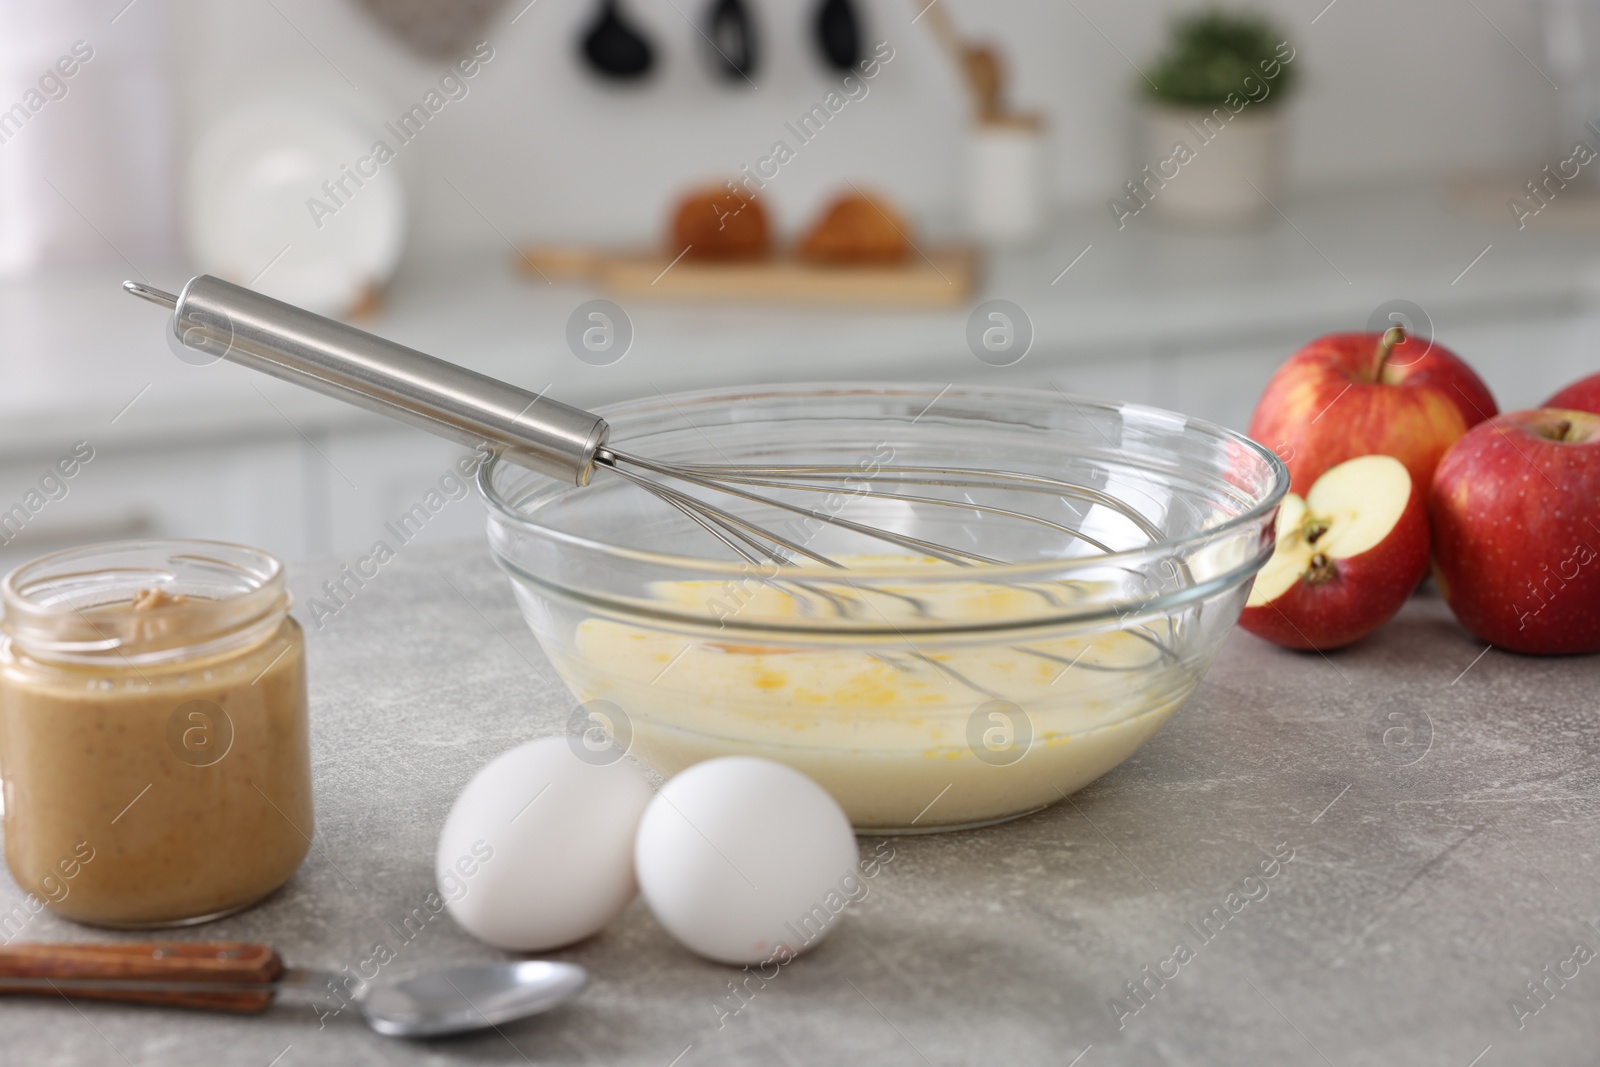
left=1551, top=418, right=1572, bottom=442
left=1371, top=325, right=1405, bottom=381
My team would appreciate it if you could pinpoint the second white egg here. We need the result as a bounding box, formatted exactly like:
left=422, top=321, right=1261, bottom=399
left=635, top=757, right=860, bottom=965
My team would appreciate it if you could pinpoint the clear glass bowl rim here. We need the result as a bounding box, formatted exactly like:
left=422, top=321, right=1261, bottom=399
left=476, top=381, right=1290, bottom=586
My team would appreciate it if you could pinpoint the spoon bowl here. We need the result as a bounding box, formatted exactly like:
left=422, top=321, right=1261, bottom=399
left=357, top=960, right=589, bottom=1038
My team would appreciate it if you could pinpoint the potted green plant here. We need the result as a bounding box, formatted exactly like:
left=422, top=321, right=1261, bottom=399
left=1126, top=9, right=1299, bottom=227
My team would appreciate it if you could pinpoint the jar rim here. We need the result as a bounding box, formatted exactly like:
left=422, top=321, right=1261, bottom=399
left=1, top=539, right=288, bottom=665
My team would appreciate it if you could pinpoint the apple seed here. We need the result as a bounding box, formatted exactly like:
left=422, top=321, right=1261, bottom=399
left=1305, top=552, right=1335, bottom=585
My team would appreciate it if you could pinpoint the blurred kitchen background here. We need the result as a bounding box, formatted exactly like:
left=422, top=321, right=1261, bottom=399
left=1, top=0, right=1597, bottom=574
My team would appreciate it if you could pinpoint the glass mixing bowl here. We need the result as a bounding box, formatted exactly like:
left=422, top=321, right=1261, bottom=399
left=479, top=383, right=1287, bottom=832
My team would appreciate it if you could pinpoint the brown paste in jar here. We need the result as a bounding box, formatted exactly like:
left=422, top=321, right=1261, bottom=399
left=0, top=586, right=312, bottom=926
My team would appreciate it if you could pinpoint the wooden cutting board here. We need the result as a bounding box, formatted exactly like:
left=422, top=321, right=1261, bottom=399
left=1449, top=175, right=1600, bottom=231
left=515, top=245, right=979, bottom=307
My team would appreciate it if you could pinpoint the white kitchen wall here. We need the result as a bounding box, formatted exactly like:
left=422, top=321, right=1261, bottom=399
left=168, top=0, right=1564, bottom=259
left=0, top=0, right=174, bottom=271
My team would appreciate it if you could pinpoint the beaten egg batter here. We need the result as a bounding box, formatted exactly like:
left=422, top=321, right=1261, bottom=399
left=547, top=559, right=1199, bottom=829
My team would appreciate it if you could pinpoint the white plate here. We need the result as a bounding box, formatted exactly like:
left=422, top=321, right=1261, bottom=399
left=185, top=98, right=406, bottom=316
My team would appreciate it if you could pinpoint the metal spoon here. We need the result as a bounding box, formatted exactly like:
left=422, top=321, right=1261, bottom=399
left=0, top=942, right=587, bottom=1039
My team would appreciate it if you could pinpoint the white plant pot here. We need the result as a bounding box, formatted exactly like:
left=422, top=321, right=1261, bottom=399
left=1134, top=103, right=1287, bottom=227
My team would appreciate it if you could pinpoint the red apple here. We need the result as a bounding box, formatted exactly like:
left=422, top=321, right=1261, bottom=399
left=1543, top=373, right=1600, bottom=415
left=1240, top=454, right=1431, bottom=650
left=1249, top=327, right=1498, bottom=496
left=1429, top=409, right=1600, bottom=654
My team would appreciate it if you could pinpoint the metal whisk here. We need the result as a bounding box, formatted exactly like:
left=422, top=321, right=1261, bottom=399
left=125, top=276, right=1190, bottom=694
left=124, top=276, right=1169, bottom=576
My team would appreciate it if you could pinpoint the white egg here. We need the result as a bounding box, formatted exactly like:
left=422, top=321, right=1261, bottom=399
left=437, top=736, right=652, bottom=951
left=635, top=757, right=860, bottom=965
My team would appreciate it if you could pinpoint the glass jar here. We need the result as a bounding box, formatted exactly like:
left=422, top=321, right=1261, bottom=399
left=0, top=540, right=312, bottom=927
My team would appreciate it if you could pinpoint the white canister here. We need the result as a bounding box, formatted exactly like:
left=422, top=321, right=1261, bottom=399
left=0, top=0, right=174, bottom=275
left=967, top=115, right=1045, bottom=245
left=1135, top=104, right=1286, bottom=227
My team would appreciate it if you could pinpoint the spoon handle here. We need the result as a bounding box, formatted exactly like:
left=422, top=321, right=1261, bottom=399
left=0, top=941, right=283, bottom=1012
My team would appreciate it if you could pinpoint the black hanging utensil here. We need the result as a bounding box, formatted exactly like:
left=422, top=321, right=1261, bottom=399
left=703, top=0, right=758, bottom=82
left=581, top=0, right=655, bottom=80
left=814, top=0, right=861, bottom=71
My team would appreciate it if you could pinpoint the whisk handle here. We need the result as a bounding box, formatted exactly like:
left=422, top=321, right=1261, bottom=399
left=138, top=275, right=609, bottom=486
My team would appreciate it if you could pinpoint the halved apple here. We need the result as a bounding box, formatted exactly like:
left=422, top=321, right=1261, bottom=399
left=1240, top=454, right=1430, bottom=650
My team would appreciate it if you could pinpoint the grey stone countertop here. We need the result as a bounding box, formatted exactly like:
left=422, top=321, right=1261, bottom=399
left=4, top=540, right=1597, bottom=1066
